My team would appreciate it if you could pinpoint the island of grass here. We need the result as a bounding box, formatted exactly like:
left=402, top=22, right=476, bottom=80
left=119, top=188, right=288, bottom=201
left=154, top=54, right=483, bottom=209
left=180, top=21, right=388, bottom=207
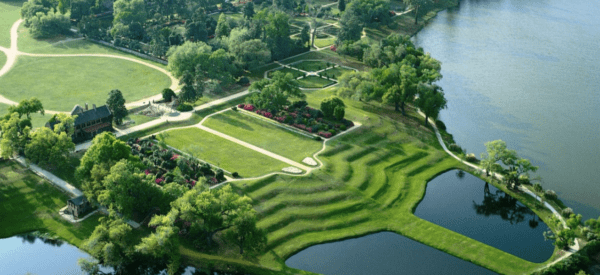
left=297, top=75, right=335, bottom=89
left=314, top=37, right=336, bottom=48
left=202, top=109, right=323, bottom=162
left=319, top=66, right=355, bottom=78
left=160, top=127, right=291, bottom=178
left=0, top=56, right=172, bottom=112
left=290, top=60, right=332, bottom=72
left=267, top=67, right=305, bottom=79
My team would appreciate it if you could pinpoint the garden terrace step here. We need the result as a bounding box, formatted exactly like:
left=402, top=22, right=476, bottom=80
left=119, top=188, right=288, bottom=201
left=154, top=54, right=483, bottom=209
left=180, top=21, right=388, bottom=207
left=344, top=146, right=379, bottom=162
left=256, top=190, right=353, bottom=217
left=319, top=143, right=352, bottom=157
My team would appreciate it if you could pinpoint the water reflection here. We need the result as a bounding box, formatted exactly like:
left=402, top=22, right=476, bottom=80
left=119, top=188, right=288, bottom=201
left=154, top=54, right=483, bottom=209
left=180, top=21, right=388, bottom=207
left=414, top=169, right=554, bottom=263
left=16, top=232, right=64, bottom=247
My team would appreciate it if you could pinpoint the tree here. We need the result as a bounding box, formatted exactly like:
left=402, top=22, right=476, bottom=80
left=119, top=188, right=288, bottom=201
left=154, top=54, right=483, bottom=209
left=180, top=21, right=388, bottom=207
left=9, top=98, right=45, bottom=119
left=162, top=88, right=176, bottom=102
left=0, top=113, right=31, bottom=158
left=320, top=96, right=345, bottom=118
left=243, top=2, right=255, bottom=20
left=225, top=210, right=267, bottom=254
left=47, top=113, right=76, bottom=136
left=338, top=0, right=346, bottom=12
left=545, top=228, right=576, bottom=250
left=375, top=63, right=418, bottom=115
left=300, top=25, right=310, bottom=46
left=178, top=70, right=201, bottom=103
left=24, top=127, right=74, bottom=168
left=345, top=0, right=391, bottom=27
left=403, top=0, right=433, bottom=25
left=264, top=11, right=291, bottom=60
left=415, top=83, right=446, bottom=126
left=230, top=39, right=271, bottom=70
left=135, top=209, right=181, bottom=275
left=82, top=211, right=133, bottom=268
left=334, top=105, right=345, bottom=121
left=28, top=10, right=71, bottom=38
left=184, top=20, right=208, bottom=42
left=21, top=0, right=53, bottom=27
left=479, top=140, right=508, bottom=177
left=567, top=213, right=583, bottom=229
left=249, top=71, right=304, bottom=111
left=166, top=41, right=212, bottom=78
left=336, top=12, right=362, bottom=43
left=106, top=89, right=128, bottom=125
left=215, top=13, right=230, bottom=38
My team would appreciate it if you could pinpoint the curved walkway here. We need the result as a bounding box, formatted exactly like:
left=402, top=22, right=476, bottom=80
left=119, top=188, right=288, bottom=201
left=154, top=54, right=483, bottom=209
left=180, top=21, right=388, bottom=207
left=0, top=19, right=178, bottom=112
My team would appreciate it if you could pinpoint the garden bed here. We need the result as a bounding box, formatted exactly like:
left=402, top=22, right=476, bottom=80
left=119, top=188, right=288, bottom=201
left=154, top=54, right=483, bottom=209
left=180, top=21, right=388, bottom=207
left=238, top=102, right=354, bottom=139
left=297, top=76, right=336, bottom=89
left=128, top=138, right=227, bottom=187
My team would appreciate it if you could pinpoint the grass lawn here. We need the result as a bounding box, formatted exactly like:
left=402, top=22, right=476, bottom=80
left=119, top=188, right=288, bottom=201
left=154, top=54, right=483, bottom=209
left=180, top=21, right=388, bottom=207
left=121, top=113, right=160, bottom=128
left=249, top=62, right=280, bottom=79
left=0, top=102, right=49, bottom=129
left=0, top=0, right=24, bottom=48
left=290, top=60, right=331, bottom=72
left=161, top=127, right=289, bottom=178
left=313, top=37, right=336, bottom=48
left=0, top=50, right=6, bottom=67
left=203, top=110, right=323, bottom=162
left=318, top=66, right=355, bottom=78
left=0, top=160, right=100, bottom=246
left=0, top=56, right=172, bottom=111
left=267, top=67, right=305, bottom=79
left=296, top=76, right=335, bottom=89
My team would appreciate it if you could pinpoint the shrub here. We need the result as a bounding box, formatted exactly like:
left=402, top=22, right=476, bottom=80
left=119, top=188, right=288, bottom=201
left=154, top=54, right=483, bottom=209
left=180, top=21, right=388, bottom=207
left=448, top=143, right=462, bottom=153
left=232, top=172, right=239, bottom=178
left=314, top=136, right=322, bottom=141
left=562, top=207, right=574, bottom=218
left=544, top=190, right=558, bottom=200
left=435, top=120, right=447, bottom=131
left=215, top=169, right=225, bottom=181
left=238, top=103, right=245, bottom=108
left=243, top=104, right=255, bottom=111
left=318, top=131, right=332, bottom=138
left=29, top=10, right=71, bottom=38
left=340, top=125, right=347, bottom=131
left=328, top=129, right=337, bottom=136
left=321, top=96, right=345, bottom=118
left=465, top=153, right=477, bottom=162
left=231, top=106, right=237, bottom=111
left=334, top=105, right=345, bottom=121
left=176, top=103, right=193, bottom=112
left=534, top=183, right=543, bottom=193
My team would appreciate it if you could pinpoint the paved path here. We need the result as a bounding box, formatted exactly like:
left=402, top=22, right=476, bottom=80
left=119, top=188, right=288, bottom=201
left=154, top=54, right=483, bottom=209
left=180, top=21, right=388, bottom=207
left=0, top=19, right=178, bottom=112
left=14, top=156, right=83, bottom=197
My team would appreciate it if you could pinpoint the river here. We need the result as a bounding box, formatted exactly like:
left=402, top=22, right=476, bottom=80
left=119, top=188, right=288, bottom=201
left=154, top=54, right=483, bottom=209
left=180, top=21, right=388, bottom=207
left=413, top=0, right=600, bottom=220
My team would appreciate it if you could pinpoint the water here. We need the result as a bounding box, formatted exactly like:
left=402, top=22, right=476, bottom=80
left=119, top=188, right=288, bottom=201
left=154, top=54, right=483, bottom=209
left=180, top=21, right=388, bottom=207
left=285, top=231, right=497, bottom=275
left=414, top=169, right=554, bottom=263
left=412, top=0, right=600, bottom=220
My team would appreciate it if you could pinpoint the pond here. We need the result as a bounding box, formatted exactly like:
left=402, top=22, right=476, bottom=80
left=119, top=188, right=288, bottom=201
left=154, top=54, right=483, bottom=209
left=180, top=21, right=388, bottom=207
left=0, top=233, right=203, bottom=275
left=285, top=231, right=497, bottom=275
left=414, top=170, right=554, bottom=263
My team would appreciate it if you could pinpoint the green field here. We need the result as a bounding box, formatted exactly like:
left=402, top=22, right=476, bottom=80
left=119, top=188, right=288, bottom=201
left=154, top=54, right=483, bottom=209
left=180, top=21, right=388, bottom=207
left=314, top=37, right=336, bottom=48
left=225, top=87, right=554, bottom=274
left=122, top=113, right=159, bottom=127
left=0, top=102, right=49, bottom=129
left=161, top=127, right=290, bottom=178
left=0, top=56, right=172, bottom=111
left=319, top=66, right=355, bottom=78
left=0, top=50, right=6, bottom=67
left=267, top=67, right=305, bottom=79
left=297, top=76, right=335, bottom=88
left=0, top=0, right=24, bottom=48
left=203, top=110, right=323, bottom=162
left=290, top=60, right=331, bottom=72
left=0, top=160, right=100, bottom=246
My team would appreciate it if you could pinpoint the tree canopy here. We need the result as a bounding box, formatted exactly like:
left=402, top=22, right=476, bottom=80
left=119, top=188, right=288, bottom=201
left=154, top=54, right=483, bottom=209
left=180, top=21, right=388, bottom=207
left=248, top=71, right=304, bottom=112
left=106, top=89, right=128, bottom=125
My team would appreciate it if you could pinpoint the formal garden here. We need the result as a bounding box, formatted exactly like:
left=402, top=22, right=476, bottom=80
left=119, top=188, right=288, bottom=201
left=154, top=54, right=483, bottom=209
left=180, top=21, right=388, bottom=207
left=264, top=59, right=358, bottom=89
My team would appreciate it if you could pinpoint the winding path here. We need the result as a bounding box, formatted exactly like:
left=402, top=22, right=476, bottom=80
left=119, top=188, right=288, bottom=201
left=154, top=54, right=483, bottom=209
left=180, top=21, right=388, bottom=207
left=0, top=19, right=178, bottom=113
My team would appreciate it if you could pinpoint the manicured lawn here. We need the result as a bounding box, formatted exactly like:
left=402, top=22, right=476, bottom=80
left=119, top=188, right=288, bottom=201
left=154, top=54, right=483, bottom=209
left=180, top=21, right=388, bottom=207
left=318, top=66, right=355, bottom=78
left=0, top=56, right=172, bottom=111
left=290, top=60, right=331, bottom=72
left=0, top=102, right=49, bottom=129
left=314, top=37, right=336, bottom=48
left=161, top=127, right=289, bottom=178
left=296, top=76, right=335, bottom=88
left=0, top=0, right=24, bottom=48
left=203, top=110, right=323, bottom=162
left=122, top=113, right=159, bottom=127
left=267, top=67, right=305, bottom=79
left=0, top=50, right=6, bottom=68
left=0, top=160, right=100, bottom=246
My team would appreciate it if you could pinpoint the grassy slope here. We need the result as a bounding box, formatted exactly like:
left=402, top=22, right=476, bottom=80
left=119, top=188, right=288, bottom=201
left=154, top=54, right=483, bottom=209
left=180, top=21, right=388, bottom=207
left=0, top=160, right=100, bottom=246
left=0, top=56, right=171, bottom=111
left=297, top=76, right=335, bottom=88
left=0, top=0, right=24, bottom=48
left=161, top=127, right=289, bottom=178
left=203, top=110, right=323, bottom=163
left=215, top=87, right=551, bottom=275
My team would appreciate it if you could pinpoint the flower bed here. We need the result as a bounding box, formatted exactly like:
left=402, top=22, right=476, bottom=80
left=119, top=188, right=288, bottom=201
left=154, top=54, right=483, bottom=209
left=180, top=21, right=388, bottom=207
left=237, top=102, right=354, bottom=138
left=128, top=138, right=226, bottom=188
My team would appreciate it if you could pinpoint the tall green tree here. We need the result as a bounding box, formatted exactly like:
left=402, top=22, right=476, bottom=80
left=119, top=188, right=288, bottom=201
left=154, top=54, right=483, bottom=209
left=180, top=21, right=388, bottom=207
left=338, top=0, right=346, bottom=12
left=415, top=83, right=446, bottom=126
left=8, top=97, right=45, bottom=119
left=249, top=71, right=304, bottom=111
left=320, top=96, right=345, bottom=118
left=106, top=89, right=128, bottom=125
left=166, top=41, right=212, bottom=78
left=403, top=0, right=433, bottom=25
left=0, top=113, right=31, bottom=158
left=230, top=39, right=271, bottom=70
left=243, top=2, right=255, bottom=20
left=25, top=127, right=74, bottom=168
left=336, top=11, right=362, bottom=43
left=178, top=70, right=201, bottom=103
left=215, top=13, right=231, bottom=38
left=225, top=210, right=266, bottom=254
left=375, top=63, right=418, bottom=115
left=81, top=211, right=133, bottom=268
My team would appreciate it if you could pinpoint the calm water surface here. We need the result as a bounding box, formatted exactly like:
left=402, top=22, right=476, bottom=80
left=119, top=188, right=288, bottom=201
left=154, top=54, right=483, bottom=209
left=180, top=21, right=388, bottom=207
left=413, top=0, right=600, bottom=220
left=414, top=169, right=554, bottom=263
left=285, top=231, right=497, bottom=275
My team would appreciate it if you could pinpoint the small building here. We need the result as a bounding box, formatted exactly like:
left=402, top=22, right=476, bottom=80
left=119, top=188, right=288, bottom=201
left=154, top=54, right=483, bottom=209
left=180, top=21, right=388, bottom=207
left=65, top=195, right=91, bottom=219
left=47, top=103, right=114, bottom=143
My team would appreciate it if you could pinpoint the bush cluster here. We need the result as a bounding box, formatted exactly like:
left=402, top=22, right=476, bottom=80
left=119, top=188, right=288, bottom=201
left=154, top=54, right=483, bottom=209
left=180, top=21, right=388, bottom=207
left=533, top=241, right=600, bottom=275
left=176, top=103, right=193, bottom=112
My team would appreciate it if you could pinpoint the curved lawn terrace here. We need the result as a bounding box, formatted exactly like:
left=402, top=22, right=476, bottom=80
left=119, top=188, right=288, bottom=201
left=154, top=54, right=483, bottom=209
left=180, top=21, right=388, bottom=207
left=160, top=127, right=290, bottom=178
left=202, top=110, right=323, bottom=162
left=0, top=56, right=171, bottom=112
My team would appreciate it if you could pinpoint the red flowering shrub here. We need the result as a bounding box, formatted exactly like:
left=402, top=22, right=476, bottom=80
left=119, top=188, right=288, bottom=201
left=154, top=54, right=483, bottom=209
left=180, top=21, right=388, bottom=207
left=319, top=132, right=333, bottom=138
left=155, top=178, right=164, bottom=184
left=170, top=154, right=179, bottom=161
left=238, top=104, right=245, bottom=108
left=144, top=169, right=151, bottom=175
left=243, top=104, right=255, bottom=111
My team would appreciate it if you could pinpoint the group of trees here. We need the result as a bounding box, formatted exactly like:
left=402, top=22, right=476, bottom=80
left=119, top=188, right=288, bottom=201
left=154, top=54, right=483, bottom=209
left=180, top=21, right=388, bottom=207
left=0, top=98, right=75, bottom=169
left=248, top=70, right=304, bottom=112
left=479, top=140, right=538, bottom=189
left=336, top=33, right=446, bottom=124
left=21, top=0, right=71, bottom=38
left=320, top=96, right=346, bottom=121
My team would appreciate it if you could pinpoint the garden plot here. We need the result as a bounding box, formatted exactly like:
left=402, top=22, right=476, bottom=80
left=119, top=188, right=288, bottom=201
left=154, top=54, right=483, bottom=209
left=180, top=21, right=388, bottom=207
left=267, top=67, right=305, bottom=79
left=202, top=110, right=323, bottom=162
left=290, top=60, right=332, bottom=72
left=297, top=76, right=336, bottom=89
left=318, top=66, right=356, bottom=79
left=161, top=127, right=289, bottom=178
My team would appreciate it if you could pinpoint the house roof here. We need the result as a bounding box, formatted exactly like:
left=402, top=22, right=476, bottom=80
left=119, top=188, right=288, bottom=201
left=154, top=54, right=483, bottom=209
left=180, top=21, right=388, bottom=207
left=68, top=195, right=88, bottom=206
left=74, top=105, right=112, bottom=126
left=71, top=105, right=84, bottom=115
